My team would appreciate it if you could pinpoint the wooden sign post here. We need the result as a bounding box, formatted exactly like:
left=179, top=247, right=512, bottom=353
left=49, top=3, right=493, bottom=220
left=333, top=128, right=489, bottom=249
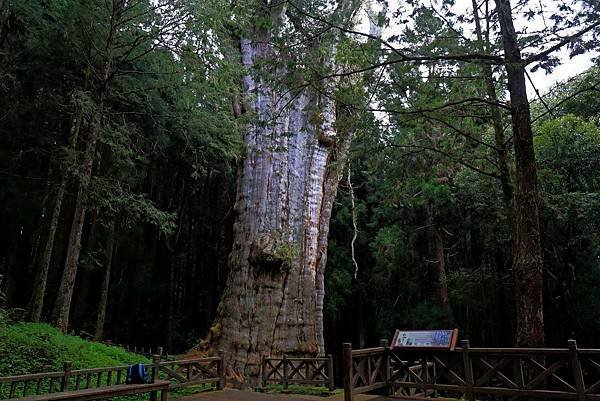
left=391, top=328, right=459, bottom=350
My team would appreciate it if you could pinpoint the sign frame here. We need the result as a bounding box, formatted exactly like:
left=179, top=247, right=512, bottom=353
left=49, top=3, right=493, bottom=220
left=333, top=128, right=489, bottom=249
left=391, top=328, right=459, bottom=351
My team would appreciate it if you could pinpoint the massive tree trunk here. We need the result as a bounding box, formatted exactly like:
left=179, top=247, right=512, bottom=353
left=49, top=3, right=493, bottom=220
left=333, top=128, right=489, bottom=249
left=202, top=2, right=356, bottom=381
left=495, top=0, right=545, bottom=346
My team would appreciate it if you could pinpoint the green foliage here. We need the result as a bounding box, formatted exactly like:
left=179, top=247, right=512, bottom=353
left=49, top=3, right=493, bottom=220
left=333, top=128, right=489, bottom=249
left=325, top=45, right=600, bottom=345
left=0, top=322, right=148, bottom=376
left=535, top=115, right=600, bottom=193
left=0, top=321, right=213, bottom=399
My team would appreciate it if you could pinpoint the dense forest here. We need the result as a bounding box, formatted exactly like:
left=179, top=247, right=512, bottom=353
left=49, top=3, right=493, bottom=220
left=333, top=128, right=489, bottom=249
left=1, top=0, right=599, bottom=381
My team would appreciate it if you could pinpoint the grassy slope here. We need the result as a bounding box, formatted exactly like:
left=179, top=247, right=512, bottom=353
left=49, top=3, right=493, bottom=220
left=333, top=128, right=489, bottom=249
left=0, top=322, right=149, bottom=376
left=0, top=316, right=211, bottom=399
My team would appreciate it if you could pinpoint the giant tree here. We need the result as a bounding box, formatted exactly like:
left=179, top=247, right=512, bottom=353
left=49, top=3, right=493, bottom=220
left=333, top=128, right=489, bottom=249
left=200, top=0, right=375, bottom=379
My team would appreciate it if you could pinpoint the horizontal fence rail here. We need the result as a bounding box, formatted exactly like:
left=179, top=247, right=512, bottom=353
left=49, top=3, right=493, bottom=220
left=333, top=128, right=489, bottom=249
left=0, top=353, right=223, bottom=400
left=344, top=339, right=600, bottom=401
left=261, top=355, right=334, bottom=390
left=159, top=354, right=224, bottom=389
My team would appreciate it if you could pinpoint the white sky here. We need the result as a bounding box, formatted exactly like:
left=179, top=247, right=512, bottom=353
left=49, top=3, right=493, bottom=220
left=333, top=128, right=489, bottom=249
left=358, top=0, right=598, bottom=97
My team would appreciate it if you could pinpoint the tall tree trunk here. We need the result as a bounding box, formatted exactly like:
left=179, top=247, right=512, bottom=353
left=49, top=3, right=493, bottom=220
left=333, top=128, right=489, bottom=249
left=51, top=2, right=122, bottom=332
left=166, top=254, right=176, bottom=352
left=94, top=221, right=116, bottom=341
left=495, top=0, right=544, bottom=346
left=434, top=230, right=450, bottom=307
left=202, top=3, right=356, bottom=381
left=51, top=122, right=101, bottom=331
left=29, top=102, right=84, bottom=322
left=472, top=0, right=514, bottom=217
left=29, top=179, right=66, bottom=322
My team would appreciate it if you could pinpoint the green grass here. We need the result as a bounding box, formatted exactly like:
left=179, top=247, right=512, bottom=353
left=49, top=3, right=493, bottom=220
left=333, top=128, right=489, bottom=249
left=0, top=322, right=149, bottom=376
left=263, top=384, right=342, bottom=397
left=0, top=318, right=211, bottom=400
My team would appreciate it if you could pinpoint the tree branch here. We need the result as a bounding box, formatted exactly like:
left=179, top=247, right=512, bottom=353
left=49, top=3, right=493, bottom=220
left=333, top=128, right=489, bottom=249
left=524, top=20, right=600, bottom=65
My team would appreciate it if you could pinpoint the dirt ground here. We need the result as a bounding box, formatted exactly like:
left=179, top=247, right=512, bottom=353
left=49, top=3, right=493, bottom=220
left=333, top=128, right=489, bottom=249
left=179, top=389, right=391, bottom=401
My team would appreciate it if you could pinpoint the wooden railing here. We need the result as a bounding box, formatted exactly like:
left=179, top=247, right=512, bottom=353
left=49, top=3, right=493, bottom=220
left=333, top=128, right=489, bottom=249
left=159, top=354, right=224, bottom=389
left=0, top=353, right=224, bottom=400
left=343, top=339, right=600, bottom=401
left=261, top=355, right=334, bottom=390
left=98, top=341, right=176, bottom=360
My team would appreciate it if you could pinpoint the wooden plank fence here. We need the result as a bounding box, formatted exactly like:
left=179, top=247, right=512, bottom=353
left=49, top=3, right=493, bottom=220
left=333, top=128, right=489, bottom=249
left=261, top=355, right=334, bottom=390
left=0, top=353, right=224, bottom=400
left=343, top=339, right=600, bottom=401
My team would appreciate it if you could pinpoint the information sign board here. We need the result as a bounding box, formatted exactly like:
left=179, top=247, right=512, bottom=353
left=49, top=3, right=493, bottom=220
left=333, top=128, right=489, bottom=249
left=391, top=329, right=459, bottom=350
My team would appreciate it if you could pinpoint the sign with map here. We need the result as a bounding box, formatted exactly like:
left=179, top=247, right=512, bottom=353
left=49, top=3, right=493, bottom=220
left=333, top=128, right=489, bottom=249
left=391, top=329, right=459, bottom=350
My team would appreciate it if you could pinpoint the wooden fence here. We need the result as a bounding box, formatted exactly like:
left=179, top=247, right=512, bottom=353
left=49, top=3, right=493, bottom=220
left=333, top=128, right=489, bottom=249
left=98, top=340, right=176, bottom=360
left=343, top=339, right=600, bottom=401
left=0, top=353, right=224, bottom=400
left=261, top=355, right=334, bottom=390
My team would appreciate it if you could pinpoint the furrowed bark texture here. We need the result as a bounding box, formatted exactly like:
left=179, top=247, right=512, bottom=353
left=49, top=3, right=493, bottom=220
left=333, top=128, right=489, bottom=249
left=205, top=11, right=353, bottom=380
left=496, top=0, right=544, bottom=346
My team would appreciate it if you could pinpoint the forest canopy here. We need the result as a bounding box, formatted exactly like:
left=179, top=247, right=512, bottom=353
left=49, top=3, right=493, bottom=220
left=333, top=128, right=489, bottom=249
left=0, top=0, right=599, bottom=379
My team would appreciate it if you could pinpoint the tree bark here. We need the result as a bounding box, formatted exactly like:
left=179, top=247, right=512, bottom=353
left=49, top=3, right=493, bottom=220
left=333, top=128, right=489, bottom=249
left=434, top=230, right=449, bottom=307
left=94, top=221, right=116, bottom=341
left=495, top=0, right=545, bottom=346
left=51, top=122, right=101, bottom=331
left=28, top=179, right=66, bottom=322
left=29, top=102, right=84, bottom=322
left=201, top=3, right=356, bottom=381
left=50, top=1, right=122, bottom=332
left=472, top=0, right=514, bottom=217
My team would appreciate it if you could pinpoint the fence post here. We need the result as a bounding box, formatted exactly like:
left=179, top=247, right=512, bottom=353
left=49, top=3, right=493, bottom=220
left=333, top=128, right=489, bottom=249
left=461, top=340, right=475, bottom=401
left=327, top=354, right=335, bottom=391
left=157, top=346, right=163, bottom=357
left=283, top=355, right=289, bottom=390
left=217, top=350, right=225, bottom=390
left=569, top=339, right=586, bottom=401
left=261, top=356, right=267, bottom=389
left=343, top=343, right=353, bottom=401
left=61, top=361, right=72, bottom=392
left=152, top=354, right=161, bottom=383
left=380, top=339, right=390, bottom=395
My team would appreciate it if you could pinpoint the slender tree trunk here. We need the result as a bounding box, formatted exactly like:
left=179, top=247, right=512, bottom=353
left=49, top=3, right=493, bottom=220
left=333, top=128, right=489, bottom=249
left=29, top=86, right=87, bottom=323
left=495, top=0, right=544, bottom=346
left=51, top=2, right=121, bottom=332
left=29, top=179, right=66, bottom=322
left=472, top=0, right=514, bottom=217
left=51, top=122, right=101, bottom=331
left=434, top=230, right=449, bottom=307
left=166, top=254, right=176, bottom=352
left=94, top=221, right=116, bottom=341
left=202, top=4, right=356, bottom=381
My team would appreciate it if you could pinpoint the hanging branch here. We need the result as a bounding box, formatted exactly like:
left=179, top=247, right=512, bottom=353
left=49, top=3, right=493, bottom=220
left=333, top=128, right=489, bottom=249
left=347, top=162, right=359, bottom=279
